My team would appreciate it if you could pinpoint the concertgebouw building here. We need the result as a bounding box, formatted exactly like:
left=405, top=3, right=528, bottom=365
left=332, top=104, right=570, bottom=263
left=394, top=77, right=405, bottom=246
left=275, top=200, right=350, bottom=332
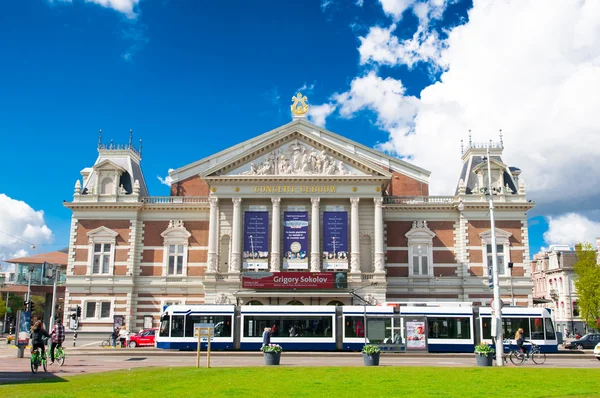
left=63, top=94, right=534, bottom=332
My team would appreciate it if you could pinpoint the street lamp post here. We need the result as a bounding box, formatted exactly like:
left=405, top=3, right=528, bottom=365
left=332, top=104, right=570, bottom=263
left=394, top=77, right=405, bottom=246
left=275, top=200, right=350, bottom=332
left=349, top=283, right=378, bottom=346
left=48, top=264, right=60, bottom=332
left=26, top=265, right=34, bottom=307
left=484, top=147, right=504, bottom=366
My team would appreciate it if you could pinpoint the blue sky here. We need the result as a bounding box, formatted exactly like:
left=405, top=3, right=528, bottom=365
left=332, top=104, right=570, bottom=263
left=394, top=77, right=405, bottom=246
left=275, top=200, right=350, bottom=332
left=1, top=0, right=599, bottom=267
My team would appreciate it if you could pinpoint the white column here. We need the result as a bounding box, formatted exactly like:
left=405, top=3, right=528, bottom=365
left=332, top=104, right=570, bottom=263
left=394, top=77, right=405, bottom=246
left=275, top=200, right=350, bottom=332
left=350, top=197, right=361, bottom=273
left=373, top=197, right=385, bottom=273
left=310, top=197, right=320, bottom=272
left=207, top=196, right=219, bottom=273
left=270, top=197, right=281, bottom=272
left=230, top=197, right=242, bottom=273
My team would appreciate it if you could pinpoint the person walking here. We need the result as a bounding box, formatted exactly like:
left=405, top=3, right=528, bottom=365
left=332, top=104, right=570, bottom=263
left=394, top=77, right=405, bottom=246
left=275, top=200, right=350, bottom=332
left=119, top=326, right=128, bottom=348
left=111, top=327, right=119, bottom=347
left=262, top=327, right=271, bottom=348
left=49, top=318, right=65, bottom=365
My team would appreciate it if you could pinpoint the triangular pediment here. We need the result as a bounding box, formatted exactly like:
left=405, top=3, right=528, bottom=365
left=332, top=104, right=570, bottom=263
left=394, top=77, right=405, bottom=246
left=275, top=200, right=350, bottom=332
left=479, top=228, right=513, bottom=240
left=203, top=130, right=390, bottom=178
left=92, top=159, right=126, bottom=173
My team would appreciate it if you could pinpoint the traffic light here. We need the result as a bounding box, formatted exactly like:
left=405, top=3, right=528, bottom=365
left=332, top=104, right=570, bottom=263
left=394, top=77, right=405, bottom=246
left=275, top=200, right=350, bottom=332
left=71, top=313, right=77, bottom=320
left=24, top=300, right=29, bottom=311
left=76, top=305, right=81, bottom=318
left=29, top=301, right=34, bottom=312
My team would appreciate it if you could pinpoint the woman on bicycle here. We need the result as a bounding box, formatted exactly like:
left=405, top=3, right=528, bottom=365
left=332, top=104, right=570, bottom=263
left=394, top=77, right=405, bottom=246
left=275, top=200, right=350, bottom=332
left=515, top=328, right=529, bottom=359
left=30, top=320, right=51, bottom=359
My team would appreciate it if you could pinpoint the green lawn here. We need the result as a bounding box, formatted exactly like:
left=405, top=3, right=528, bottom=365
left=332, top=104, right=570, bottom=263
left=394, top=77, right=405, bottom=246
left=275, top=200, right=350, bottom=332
left=2, top=367, right=600, bottom=398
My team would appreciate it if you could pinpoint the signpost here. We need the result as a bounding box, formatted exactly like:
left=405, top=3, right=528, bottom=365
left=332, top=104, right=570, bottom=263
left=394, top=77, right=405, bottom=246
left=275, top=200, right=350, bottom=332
left=194, top=323, right=214, bottom=368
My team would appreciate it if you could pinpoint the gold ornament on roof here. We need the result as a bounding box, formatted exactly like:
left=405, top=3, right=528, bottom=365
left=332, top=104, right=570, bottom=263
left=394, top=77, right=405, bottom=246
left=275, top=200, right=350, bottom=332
left=291, top=92, right=309, bottom=117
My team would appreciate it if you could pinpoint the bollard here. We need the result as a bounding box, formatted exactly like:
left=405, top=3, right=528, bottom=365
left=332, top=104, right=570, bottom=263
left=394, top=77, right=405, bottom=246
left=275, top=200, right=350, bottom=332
left=73, top=332, right=77, bottom=347
left=17, top=345, right=25, bottom=358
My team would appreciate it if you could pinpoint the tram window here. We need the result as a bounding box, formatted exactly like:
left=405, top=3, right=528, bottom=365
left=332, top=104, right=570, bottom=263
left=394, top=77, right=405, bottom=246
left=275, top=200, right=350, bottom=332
left=530, top=318, right=544, bottom=340
left=344, top=316, right=391, bottom=343
left=544, top=318, right=555, bottom=340
left=243, top=316, right=333, bottom=338
left=482, top=317, right=492, bottom=339
left=428, top=317, right=471, bottom=339
left=171, top=315, right=184, bottom=338
left=184, top=315, right=232, bottom=338
left=159, top=317, right=170, bottom=337
left=502, top=318, right=530, bottom=340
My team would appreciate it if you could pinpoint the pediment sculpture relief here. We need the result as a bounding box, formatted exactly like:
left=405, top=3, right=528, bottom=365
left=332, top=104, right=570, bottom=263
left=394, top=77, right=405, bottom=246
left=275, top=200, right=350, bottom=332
left=240, top=142, right=355, bottom=176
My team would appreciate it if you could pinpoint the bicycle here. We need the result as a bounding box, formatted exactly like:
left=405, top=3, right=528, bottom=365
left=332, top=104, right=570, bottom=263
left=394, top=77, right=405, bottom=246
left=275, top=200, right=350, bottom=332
left=509, top=343, right=546, bottom=365
left=101, top=336, right=121, bottom=348
left=52, top=344, right=66, bottom=366
left=30, top=347, right=48, bottom=373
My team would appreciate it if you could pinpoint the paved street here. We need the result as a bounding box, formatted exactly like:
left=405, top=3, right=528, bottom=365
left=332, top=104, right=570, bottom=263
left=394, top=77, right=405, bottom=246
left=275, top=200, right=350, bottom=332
left=1, top=340, right=599, bottom=385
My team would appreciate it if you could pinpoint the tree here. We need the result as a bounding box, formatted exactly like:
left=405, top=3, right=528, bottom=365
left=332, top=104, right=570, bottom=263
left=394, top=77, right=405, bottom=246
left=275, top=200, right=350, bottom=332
left=30, top=295, right=46, bottom=323
left=573, top=243, right=600, bottom=331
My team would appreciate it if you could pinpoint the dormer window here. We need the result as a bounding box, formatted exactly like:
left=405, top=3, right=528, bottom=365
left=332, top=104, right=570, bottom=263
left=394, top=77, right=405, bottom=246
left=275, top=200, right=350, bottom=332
left=161, top=220, right=191, bottom=277
left=86, top=226, right=119, bottom=275
left=405, top=221, right=436, bottom=277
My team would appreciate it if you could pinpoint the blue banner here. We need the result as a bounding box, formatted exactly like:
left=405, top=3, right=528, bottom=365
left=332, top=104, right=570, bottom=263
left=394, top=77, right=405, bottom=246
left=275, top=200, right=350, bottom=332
left=283, top=211, right=309, bottom=269
left=322, top=212, right=348, bottom=260
left=243, top=211, right=269, bottom=260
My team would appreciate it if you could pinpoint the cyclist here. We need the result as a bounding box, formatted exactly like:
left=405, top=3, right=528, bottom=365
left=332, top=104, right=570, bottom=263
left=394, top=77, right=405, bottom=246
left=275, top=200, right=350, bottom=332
left=515, top=327, right=529, bottom=359
left=30, top=320, right=51, bottom=361
left=49, top=318, right=65, bottom=365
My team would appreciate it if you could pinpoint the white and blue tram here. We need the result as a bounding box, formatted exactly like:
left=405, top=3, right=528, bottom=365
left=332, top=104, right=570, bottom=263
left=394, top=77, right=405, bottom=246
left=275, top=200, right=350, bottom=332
left=156, top=303, right=558, bottom=353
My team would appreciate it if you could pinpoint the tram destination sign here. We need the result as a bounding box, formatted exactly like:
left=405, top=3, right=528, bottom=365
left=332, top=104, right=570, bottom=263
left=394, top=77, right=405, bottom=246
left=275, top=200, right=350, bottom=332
left=242, top=271, right=347, bottom=289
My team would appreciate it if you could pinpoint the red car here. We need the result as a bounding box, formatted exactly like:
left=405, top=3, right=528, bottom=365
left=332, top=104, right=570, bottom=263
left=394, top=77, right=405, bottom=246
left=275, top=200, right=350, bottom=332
left=128, top=328, right=157, bottom=347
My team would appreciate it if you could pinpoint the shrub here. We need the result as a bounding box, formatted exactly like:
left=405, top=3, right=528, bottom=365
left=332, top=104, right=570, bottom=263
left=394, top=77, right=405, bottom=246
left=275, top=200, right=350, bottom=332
left=362, top=344, right=381, bottom=355
left=261, top=344, right=282, bottom=353
left=474, top=342, right=495, bottom=357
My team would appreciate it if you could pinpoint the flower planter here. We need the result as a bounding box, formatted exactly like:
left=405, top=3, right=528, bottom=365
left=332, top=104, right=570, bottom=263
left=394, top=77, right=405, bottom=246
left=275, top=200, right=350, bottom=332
left=362, top=352, right=380, bottom=366
left=475, top=353, right=493, bottom=366
left=264, top=351, right=281, bottom=366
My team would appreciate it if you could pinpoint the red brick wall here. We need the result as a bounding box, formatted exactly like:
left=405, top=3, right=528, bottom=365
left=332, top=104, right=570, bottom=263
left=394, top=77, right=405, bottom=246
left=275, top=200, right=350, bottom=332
left=387, top=250, right=408, bottom=263
left=387, top=267, right=408, bottom=277
left=142, top=250, right=162, bottom=263
left=114, top=265, right=127, bottom=276
left=467, top=220, right=523, bottom=245
left=433, top=250, right=456, bottom=263
left=74, top=249, right=88, bottom=262
left=470, top=250, right=482, bottom=263
left=187, top=221, right=209, bottom=246
left=428, top=221, right=455, bottom=248
left=75, top=220, right=131, bottom=245
left=188, top=267, right=206, bottom=277
left=73, top=265, right=87, bottom=275
left=386, top=221, right=412, bottom=247
left=388, top=172, right=429, bottom=196
left=140, top=266, right=162, bottom=276
left=115, top=249, right=129, bottom=262
left=170, top=175, right=210, bottom=196
left=469, top=266, right=484, bottom=276
left=188, top=250, right=207, bottom=262
left=143, top=221, right=170, bottom=247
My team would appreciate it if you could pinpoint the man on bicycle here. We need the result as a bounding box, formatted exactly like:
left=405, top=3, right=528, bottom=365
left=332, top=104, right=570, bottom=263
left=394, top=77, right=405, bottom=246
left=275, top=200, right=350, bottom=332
left=49, top=317, right=65, bottom=365
left=30, top=320, right=51, bottom=359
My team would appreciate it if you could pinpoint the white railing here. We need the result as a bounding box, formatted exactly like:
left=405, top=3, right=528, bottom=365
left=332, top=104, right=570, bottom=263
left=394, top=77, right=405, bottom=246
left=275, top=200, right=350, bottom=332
left=141, top=196, right=209, bottom=204
left=361, top=273, right=375, bottom=281
left=384, top=196, right=455, bottom=205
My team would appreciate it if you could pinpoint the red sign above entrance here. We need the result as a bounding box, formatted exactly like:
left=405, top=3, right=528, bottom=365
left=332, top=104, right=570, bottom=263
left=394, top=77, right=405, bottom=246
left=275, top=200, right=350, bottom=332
left=242, top=272, right=347, bottom=289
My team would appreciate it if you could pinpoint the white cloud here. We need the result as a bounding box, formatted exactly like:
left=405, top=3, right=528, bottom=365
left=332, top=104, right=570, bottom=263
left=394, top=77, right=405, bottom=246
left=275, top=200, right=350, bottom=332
left=328, top=0, right=600, bottom=211
left=308, top=103, right=337, bottom=127
left=544, top=213, right=600, bottom=248
left=356, top=0, right=364, bottom=6
left=49, top=0, right=140, bottom=19
left=358, top=24, right=446, bottom=69
left=333, top=71, right=419, bottom=139
left=321, top=0, right=334, bottom=12
left=158, top=169, right=175, bottom=186
left=379, top=0, right=417, bottom=21
left=0, top=194, right=54, bottom=263
left=296, top=82, right=316, bottom=95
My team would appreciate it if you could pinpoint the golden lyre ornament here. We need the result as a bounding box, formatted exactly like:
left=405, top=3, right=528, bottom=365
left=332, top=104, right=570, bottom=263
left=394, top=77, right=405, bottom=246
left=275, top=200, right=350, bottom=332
left=291, top=92, right=309, bottom=116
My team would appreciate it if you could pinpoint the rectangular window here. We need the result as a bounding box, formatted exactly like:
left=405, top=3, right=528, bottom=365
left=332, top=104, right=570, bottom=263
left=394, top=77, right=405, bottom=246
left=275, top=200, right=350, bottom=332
left=428, top=317, right=471, bottom=339
left=411, top=248, right=429, bottom=276
left=344, top=316, right=391, bottom=343
left=168, top=244, right=185, bottom=275
left=159, top=317, right=170, bottom=337
left=100, top=302, right=111, bottom=318
left=184, top=315, right=233, bottom=338
left=486, top=244, right=505, bottom=275
left=85, top=302, right=96, bottom=318
left=171, top=315, right=185, bottom=338
left=544, top=318, right=556, bottom=340
left=92, top=243, right=112, bottom=274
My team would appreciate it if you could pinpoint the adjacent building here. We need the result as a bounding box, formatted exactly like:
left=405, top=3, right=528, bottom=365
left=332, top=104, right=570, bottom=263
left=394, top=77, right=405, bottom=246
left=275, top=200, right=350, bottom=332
left=63, top=96, right=535, bottom=332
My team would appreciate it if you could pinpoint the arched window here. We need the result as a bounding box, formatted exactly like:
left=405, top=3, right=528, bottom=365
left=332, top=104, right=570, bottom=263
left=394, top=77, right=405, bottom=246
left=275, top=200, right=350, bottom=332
left=287, top=300, right=304, bottom=305
left=327, top=300, right=344, bottom=306
left=219, top=234, right=230, bottom=273
left=247, top=300, right=263, bottom=306
left=100, top=177, right=114, bottom=195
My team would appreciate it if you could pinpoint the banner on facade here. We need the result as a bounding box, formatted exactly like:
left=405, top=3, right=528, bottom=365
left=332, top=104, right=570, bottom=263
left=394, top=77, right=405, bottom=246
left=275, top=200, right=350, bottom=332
left=243, top=211, right=269, bottom=270
left=322, top=211, right=349, bottom=270
left=283, top=211, right=309, bottom=269
left=242, top=271, right=347, bottom=289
